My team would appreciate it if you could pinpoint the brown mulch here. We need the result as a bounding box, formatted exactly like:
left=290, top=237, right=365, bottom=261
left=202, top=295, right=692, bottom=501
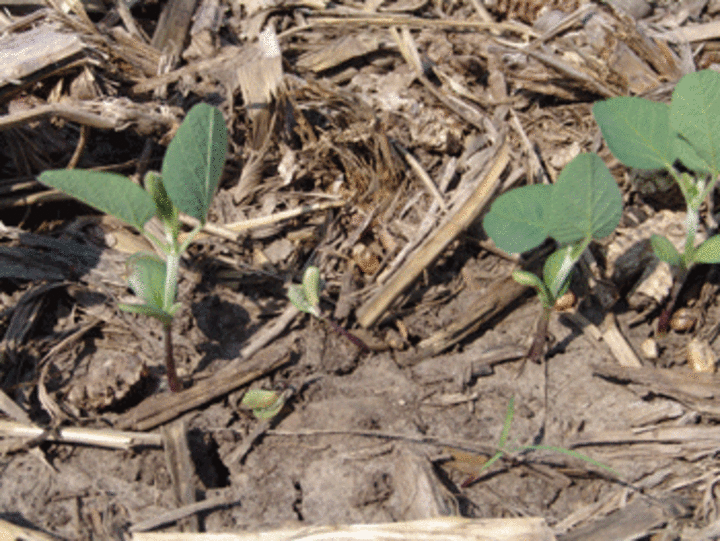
left=3, top=0, right=720, bottom=539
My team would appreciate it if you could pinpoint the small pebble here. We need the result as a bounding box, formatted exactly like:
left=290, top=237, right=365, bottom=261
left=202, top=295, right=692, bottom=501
left=687, top=338, right=716, bottom=373
left=640, top=337, right=659, bottom=360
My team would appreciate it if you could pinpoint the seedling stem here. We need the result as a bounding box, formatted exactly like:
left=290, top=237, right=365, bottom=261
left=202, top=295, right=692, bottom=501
left=39, top=103, right=228, bottom=392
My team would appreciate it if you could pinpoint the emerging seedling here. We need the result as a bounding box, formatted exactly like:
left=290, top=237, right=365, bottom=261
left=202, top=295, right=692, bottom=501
left=594, top=70, right=720, bottom=331
left=483, top=152, right=622, bottom=361
left=39, top=103, right=228, bottom=392
left=240, top=389, right=288, bottom=420
left=459, top=396, right=617, bottom=487
left=289, top=266, right=369, bottom=351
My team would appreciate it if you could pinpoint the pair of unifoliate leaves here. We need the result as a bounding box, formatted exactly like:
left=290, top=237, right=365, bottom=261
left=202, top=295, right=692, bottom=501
left=592, top=69, right=720, bottom=266
left=483, top=152, right=623, bottom=306
left=39, top=103, right=228, bottom=322
left=288, top=266, right=323, bottom=318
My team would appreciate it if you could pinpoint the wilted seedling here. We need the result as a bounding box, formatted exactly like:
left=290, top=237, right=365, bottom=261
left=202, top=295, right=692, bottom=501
left=594, top=70, right=720, bottom=331
left=240, top=389, right=287, bottom=420
left=483, top=152, right=622, bottom=361
left=39, top=103, right=228, bottom=392
left=289, top=266, right=369, bottom=351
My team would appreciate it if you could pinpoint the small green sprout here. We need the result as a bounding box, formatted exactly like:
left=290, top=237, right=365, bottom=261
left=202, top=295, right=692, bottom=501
left=483, top=152, right=623, bottom=361
left=460, top=396, right=617, bottom=487
left=289, top=266, right=369, bottom=352
left=39, top=103, right=228, bottom=392
left=593, top=70, right=720, bottom=331
left=240, top=389, right=287, bottom=420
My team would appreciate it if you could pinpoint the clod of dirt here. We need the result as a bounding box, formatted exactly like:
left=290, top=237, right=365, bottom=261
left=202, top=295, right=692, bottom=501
left=65, top=348, right=150, bottom=412
left=605, top=210, right=706, bottom=311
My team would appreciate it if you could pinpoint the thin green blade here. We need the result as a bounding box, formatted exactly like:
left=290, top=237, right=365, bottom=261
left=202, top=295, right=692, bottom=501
left=162, top=103, right=228, bottom=223
left=39, top=170, right=155, bottom=230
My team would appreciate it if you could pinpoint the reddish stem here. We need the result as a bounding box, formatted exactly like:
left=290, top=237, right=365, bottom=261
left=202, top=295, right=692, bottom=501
left=324, top=318, right=370, bottom=352
left=163, top=322, right=181, bottom=392
left=527, top=307, right=551, bottom=363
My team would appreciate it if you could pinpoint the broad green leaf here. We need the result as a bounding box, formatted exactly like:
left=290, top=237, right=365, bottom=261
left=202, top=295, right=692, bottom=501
left=650, top=234, right=682, bottom=266
left=162, top=103, right=228, bottom=223
left=692, top=235, right=720, bottom=263
left=145, top=171, right=179, bottom=237
left=670, top=70, right=720, bottom=175
left=593, top=97, right=672, bottom=170
left=302, top=266, right=321, bottom=308
left=39, top=170, right=155, bottom=230
left=241, top=389, right=280, bottom=409
left=483, top=184, right=553, bottom=254
left=125, top=253, right=168, bottom=311
left=548, top=153, right=622, bottom=245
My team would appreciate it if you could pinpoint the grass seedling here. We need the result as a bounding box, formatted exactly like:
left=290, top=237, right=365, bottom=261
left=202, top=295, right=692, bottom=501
left=289, top=266, right=370, bottom=352
left=483, top=152, right=622, bottom=361
left=593, top=69, right=720, bottom=332
left=39, top=103, right=228, bottom=392
left=460, top=396, right=617, bottom=487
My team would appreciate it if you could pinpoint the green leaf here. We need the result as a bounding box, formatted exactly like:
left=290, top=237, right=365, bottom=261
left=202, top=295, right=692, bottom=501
left=125, top=253, right=168, bottom=311
left=548, top=153, right=622, bottom=245
left=252, top=398, right=286, bottom=420
left=302, top=266, right=321, bottom=309
left=162, top=103, right=228, bottom=224
left=145, top=171, right=179, bottom=238
left=670, top=70, right=720, bottom=175
left=483, top=184, right=553, bottom=254
left=692, top=235, right=720, bottom=264
left=241, top=389, right=280, bottom=409
left=543, top=245, right=574, bottom=300
left=650, top=234, right=682, bottom=266
left=593, top=97, right=673, bottom=170
left=118, top=301, right=174, bottom=325
left=38, top=170, right=155, bottom=230
left=289, top=284, right=314, bottom=315
left=512, top=269, right=545, bottom=291
left=241, top=389, right=286, bottom=420
left=512, top=270, right=552, bottom=308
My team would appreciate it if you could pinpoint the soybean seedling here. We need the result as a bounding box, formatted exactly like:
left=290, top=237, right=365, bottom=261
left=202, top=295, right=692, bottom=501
left=289, top=266, right=369, bottom=351
left=483, top=152, right=622, bottom=361
left=594, top=69, right=720, bottom=332
left=39, top=103, right=228, bottom=392
left=241, top=388, right=288, bottom=420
